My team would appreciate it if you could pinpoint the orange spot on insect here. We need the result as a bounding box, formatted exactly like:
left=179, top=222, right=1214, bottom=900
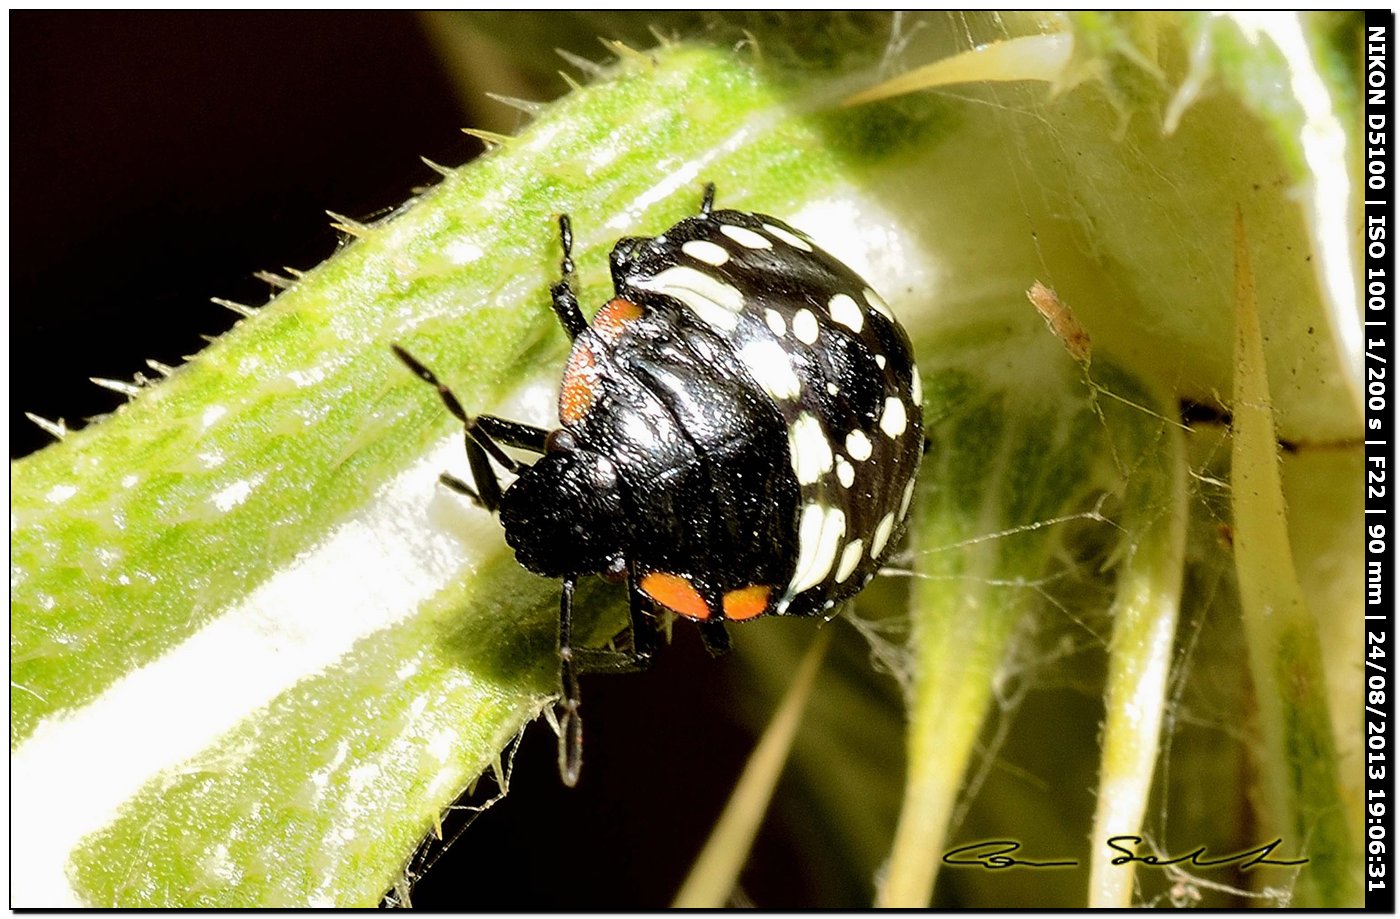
left=722, top=585, right=771, bottom=621
left=558, top=343, right=599, bottom=424
left=640, top=572, right=710, bottom=620
left=593, top=298, right=643, bottom=340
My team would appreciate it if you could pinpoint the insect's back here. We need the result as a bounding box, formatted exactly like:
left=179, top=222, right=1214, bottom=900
left=568, top=302, right=800, bottom=619
left=584, top=207, right=923, bottom=621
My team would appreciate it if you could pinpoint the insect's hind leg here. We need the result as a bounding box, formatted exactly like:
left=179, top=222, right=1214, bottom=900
left=555, top=572, right=659, bottom=786
left=567, top=573, right=659, bottom=675
left=557, top=576, right=584, bottom=786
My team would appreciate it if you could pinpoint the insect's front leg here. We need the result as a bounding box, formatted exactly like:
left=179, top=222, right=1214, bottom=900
left=550, top=215, right=587, bottom=340
left=393, top=344, right=507, bottom=511
left=475, top=415, right=550, bottom=454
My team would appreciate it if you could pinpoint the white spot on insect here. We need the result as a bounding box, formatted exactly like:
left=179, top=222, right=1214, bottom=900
left=793, top=309, right=819, bottom=345
left=899, top=478, right=917, bottom=519
left=765, top=308, right=786, bottom=337
left=121, top=474, right=139, bottom=489
left=835, top=539, right=864, bottom=583
left=682, top=239, right=729, bottom=266
left=787, top=503, right=846, bottom=597
left=864, top=287, right=894, bottom=320
left=621, top=411, right=656, bottom=446
left=846, top=429, right=872, bottom=461
left=828, top=293, right=863, bottom=333
left=720, top=224, right=772, bottom=249
left=880, top=397, right=908, bottom=438
left=826, top=381, right=839, bottom=396
left=788, top=413, right=834, bottom=485
left=46, top=484, right=77, bottom=505
left=871, top=511, right=897, bottom=557
left=835, top=455, right=855, bottom=488
left=911, top=365, right=923, bottom=406
left=875, top=354, right=887, bottom=370
left=738, top=339, right=801, bottom=400
left=634, top=266, right=743, bottom=331
left=764, top=223, right=813, bottom=252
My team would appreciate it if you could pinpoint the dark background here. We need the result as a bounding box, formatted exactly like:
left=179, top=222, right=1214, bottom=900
left=11, top=12, right=808, bottom=907
left=11, top=12, right=469, bottom=458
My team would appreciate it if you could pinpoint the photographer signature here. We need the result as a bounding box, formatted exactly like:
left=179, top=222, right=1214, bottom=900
left=942, top=837, right=1309, bottom=871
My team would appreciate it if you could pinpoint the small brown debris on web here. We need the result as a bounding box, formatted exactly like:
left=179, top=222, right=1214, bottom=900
left=1027, top=280, right=1091, bottom=364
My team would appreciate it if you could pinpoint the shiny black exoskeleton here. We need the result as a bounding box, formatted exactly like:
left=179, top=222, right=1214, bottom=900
left=395, top=185, right=922, bottom=784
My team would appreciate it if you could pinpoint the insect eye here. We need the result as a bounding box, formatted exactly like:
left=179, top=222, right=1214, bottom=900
left=545, top=429, right=577, bottom=453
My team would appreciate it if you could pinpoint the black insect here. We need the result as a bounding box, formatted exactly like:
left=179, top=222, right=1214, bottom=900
left=394, top=185, right=922, bottom=785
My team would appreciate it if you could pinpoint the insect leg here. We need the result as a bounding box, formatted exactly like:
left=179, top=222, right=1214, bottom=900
left=550, top=215, right=588, bottom=341
left=437, top=472, right=481, bottom=503
left=568, top=575, right=658, bottom=673
left=626, top=575, right=660, bottom=666
left=392, top=344, right=510, bottom=511
left=699, top=182, right=716, bottom=217
left=553, top=576, right=661, bottom=787
left=475, top=415, right=550, bottom=454
left=557, top=576, right=584, bottom=787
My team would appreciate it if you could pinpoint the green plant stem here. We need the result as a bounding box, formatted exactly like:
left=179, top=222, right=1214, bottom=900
left=1088, top=419, right=1187, bottom=907
left=878, top=564, right=1030, bottom=907
left=1231, top=216, right=1358, bottom=906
